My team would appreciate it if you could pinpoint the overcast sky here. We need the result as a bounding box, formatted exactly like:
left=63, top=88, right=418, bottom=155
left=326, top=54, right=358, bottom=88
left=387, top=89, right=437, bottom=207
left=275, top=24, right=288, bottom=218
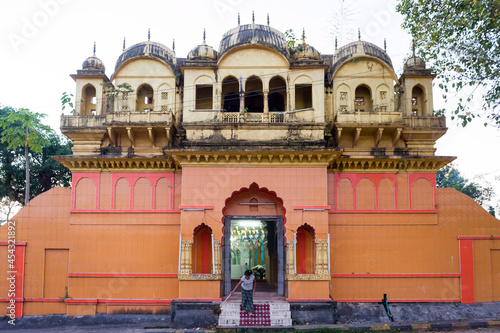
left=0, top=0, right=499, bottom=211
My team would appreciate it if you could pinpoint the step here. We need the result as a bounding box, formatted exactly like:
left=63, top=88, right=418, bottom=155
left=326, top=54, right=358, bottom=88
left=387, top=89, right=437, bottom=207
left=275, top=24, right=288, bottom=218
left=218, top=301, right=292, bottom=327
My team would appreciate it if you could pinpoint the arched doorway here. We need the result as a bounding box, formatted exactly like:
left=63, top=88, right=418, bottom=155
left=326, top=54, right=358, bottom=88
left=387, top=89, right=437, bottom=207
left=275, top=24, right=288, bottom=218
left=222, top=182, right=286, bottom=296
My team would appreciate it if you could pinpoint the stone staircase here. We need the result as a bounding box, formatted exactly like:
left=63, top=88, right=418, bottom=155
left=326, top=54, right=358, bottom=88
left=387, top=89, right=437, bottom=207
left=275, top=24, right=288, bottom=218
left=218, top=300, right=292, bottom=327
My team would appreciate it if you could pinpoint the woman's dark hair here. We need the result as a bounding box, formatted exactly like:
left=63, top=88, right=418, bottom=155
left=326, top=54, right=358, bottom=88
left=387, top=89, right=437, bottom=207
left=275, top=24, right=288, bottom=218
left=244, top=269, right=252, bottom=276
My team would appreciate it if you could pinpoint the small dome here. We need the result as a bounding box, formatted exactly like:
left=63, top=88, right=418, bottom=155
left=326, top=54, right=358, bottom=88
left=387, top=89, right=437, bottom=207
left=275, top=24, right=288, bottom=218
left=187, top=42, right=218, bottom=61
left=82, top=55, right=105, bottom=72
left=293, top=45, right=321, bottom=61
left=404, top=56, right=426, bottom=71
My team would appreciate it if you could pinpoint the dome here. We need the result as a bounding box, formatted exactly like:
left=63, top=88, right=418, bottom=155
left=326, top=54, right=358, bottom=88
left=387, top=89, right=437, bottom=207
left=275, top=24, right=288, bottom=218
left=331, top=40, right=394, bottom=75
left=293, top=45, right=321, bottom=61
left=219, top=24, right=289, bottom=59
left=114, top=41, right=176, bottom=73
left=82, top=55, right=105, bottom=72
left=187, top=42, right=218, bottom=61
left=404, top=56, right=426, bottom=71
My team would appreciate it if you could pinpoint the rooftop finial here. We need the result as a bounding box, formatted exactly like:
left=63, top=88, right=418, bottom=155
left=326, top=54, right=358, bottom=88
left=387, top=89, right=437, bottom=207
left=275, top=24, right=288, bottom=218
left=93, top=41, right=96, bottom=55
left=267, top=13, right=270, bottom=26
left=384, top=38, right=387, bottom=52
left=238, top=12, right=240, bottom=25
left=358, top=28, right=361, bottom=41
left=172, top=39, right=175, bottom=52
left=123, top=37, right=126, bottom=51
left=335, top=36, right=338, bottom=50
left=252, top=11, right=255, bottom=24
left=203, top=29, right=206, bottom=43
left=412, top=39, right=415, bottom=57
left=302, top=28, right=306, bottom=44
left=148, top=28, right=150, bottom=41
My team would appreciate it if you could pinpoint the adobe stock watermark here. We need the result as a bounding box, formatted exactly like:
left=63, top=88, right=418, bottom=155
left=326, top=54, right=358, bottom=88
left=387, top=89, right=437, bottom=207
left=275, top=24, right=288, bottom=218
left=212, top=0, right=243, bottom=22
left=362, top=1, right=397, bottom=40
left=7, top=0, right=72, bottom=53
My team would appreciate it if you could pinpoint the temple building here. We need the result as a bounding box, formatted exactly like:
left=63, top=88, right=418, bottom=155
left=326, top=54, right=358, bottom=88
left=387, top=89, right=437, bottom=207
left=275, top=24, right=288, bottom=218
left=1, top=16, right=499, bottom=326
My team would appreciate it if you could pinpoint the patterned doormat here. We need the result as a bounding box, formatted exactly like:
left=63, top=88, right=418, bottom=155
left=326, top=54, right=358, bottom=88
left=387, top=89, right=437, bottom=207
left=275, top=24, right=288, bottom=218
left=239, top=303, right=271, bottom=326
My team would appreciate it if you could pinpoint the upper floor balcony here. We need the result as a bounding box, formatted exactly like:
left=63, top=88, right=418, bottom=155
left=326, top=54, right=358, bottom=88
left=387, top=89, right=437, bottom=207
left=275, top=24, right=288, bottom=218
left=61, top=110, right=174, bottom=129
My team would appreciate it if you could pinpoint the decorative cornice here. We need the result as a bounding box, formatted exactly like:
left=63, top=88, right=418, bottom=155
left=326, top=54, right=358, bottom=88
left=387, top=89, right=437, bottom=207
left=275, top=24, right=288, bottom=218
left=53, top=156, right=180, bottom=172
left=168, top=150, right=342, bottom=167
left=286, top=273, right=331, bottom=281
left=329, top=156, right=455, bottom=173
left=178, top=273, right=223, bottom=281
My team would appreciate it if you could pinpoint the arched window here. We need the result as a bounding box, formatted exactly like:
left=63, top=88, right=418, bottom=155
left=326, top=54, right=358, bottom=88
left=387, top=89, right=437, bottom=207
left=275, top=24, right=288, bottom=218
left=245, top=76, right=263, bottom=112
left=412, top=178, right=434, bottom=210
left=74, top=177, right=96, bottom=209
left=296, top=224, right=315, bottom=274
left=269, top=76, right=287, bottom=111
left=411, top=86, right=426, bottom=116
left=193, top=224, right=213, bottom=274
left=114, top=178, right=130, bottom=209
left=337, top=178, right=354, bottom=210
left=222, top=76, right=239, bottom=113
left=356, top=178, right=375, bottom=210
left=354, top=85, right=372, bottom=112
left=136, top=84, right=154, bottom=111
left=81, top=85, right=96, bottom=116
left=133, top=178, right=151, bottom=210
left=195, top=76, right=213, bottom=110
left=155, top=178, right=171, bottom=210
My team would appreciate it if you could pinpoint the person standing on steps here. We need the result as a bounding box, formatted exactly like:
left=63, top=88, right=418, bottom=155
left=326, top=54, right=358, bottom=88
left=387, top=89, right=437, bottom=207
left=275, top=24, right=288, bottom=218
left=231, top=269, right=256, bottom=315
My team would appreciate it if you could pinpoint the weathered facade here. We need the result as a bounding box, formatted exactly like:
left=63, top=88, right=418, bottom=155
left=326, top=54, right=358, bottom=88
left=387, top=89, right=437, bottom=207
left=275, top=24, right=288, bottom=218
left=1, top=19, right=499, bottom=320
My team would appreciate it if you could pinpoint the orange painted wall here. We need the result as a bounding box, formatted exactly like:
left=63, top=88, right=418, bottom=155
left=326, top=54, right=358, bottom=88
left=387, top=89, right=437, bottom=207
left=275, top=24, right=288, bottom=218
left=1, top=166, right=500, bottom=317
left=329, top=188, right=500, bottom=302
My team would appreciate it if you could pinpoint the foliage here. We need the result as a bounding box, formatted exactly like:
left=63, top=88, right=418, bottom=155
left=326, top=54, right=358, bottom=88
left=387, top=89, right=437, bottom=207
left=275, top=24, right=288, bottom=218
left=397, top=0, right=500, bottom=127
left=0, top=197, right=21, bottom=224
left=0, top=106, right=71, bottom=205
left=61, top=92, right=75, bottom=114
left=284, top=29, right=297, bottom=48
left=100, top=82, right=134, bottom=98
left=436, top=165, right=494, bottom=207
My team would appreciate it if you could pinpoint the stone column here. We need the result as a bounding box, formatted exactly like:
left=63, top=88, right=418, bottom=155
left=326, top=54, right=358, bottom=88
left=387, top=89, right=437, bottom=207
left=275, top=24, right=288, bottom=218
left=315, top=239, right=329, bottom=275
left=180, top=240, right=193, bottom=275
left=263, top=90, right=269, bottom=122
left=214, top=239, right=222, bottom=277
left=286, top=240, right=295, bottom=276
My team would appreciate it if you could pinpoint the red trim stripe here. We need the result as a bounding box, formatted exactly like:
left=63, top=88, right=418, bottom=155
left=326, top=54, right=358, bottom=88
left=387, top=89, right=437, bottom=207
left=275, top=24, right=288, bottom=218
left=329, top=210, right=438, bottom=214
left=179, top=206, right=214, bottom=210
left=458, top=236, right=500, bottom=240
left=176, top=298, right=222, bottom=301
left=106, top=299, right=172, bottom=305
left=287, top=298, right=332, bottom=302
left=68, top=273, right=178, bottom=278
left=294, top=206, right=331, bottom=210
left=331, top=273, right=460, bottom=278
left=335, top=299, right=461, bottom=303
left=70, top=209, right=181, bottom=213
left=65, top=299, right=97, bottom=305
left=0, top=242, right=27, bottom=246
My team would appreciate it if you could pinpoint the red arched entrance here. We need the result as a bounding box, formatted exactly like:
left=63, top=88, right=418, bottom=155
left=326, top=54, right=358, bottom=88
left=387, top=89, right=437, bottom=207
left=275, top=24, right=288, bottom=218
left=221, top=182, right=287, bottom=296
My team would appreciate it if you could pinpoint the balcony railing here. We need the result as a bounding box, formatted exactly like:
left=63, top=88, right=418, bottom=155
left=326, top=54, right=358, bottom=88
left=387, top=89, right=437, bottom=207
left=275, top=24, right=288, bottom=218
left=219, top=111, right=301, bottom=123
left=61, top=110, right=173, bottom=128
left=403, top=116, right=446, bottom=128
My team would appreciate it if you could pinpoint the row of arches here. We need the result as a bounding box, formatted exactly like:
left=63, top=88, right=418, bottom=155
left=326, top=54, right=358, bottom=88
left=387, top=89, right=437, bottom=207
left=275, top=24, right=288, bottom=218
left=193, top=75, right=313, bottom=113
left=78, top=82, right=174, bottom=115
left=191, top=223, right=316, bottom=275
left=336, top=176, right=434, bottom=210
left=74, top=176, right=172, bottom=210
left=336, top=83, right=428, bottom=115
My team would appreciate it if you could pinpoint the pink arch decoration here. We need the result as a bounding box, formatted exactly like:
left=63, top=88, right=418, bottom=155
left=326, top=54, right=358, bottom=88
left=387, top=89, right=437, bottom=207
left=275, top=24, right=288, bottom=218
left=221, top=182, right=287, bottom=245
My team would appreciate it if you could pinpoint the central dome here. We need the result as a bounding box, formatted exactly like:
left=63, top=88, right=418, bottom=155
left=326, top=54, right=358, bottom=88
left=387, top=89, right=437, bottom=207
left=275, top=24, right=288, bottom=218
left=219, top=24, right=289, bottom=59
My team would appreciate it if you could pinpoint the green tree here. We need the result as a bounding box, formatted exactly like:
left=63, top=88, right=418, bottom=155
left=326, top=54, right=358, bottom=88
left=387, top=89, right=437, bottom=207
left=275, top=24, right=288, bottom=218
left=397, top=0, right=500, bottom=126
left=0, top=107, right=52, bottom=205
left=436, top=165, right=494, bottom=208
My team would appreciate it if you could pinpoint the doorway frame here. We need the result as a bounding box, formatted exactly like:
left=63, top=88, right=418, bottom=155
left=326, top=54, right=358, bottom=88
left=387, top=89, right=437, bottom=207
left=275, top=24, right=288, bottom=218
left=223, top=215, right=285, bottom=296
